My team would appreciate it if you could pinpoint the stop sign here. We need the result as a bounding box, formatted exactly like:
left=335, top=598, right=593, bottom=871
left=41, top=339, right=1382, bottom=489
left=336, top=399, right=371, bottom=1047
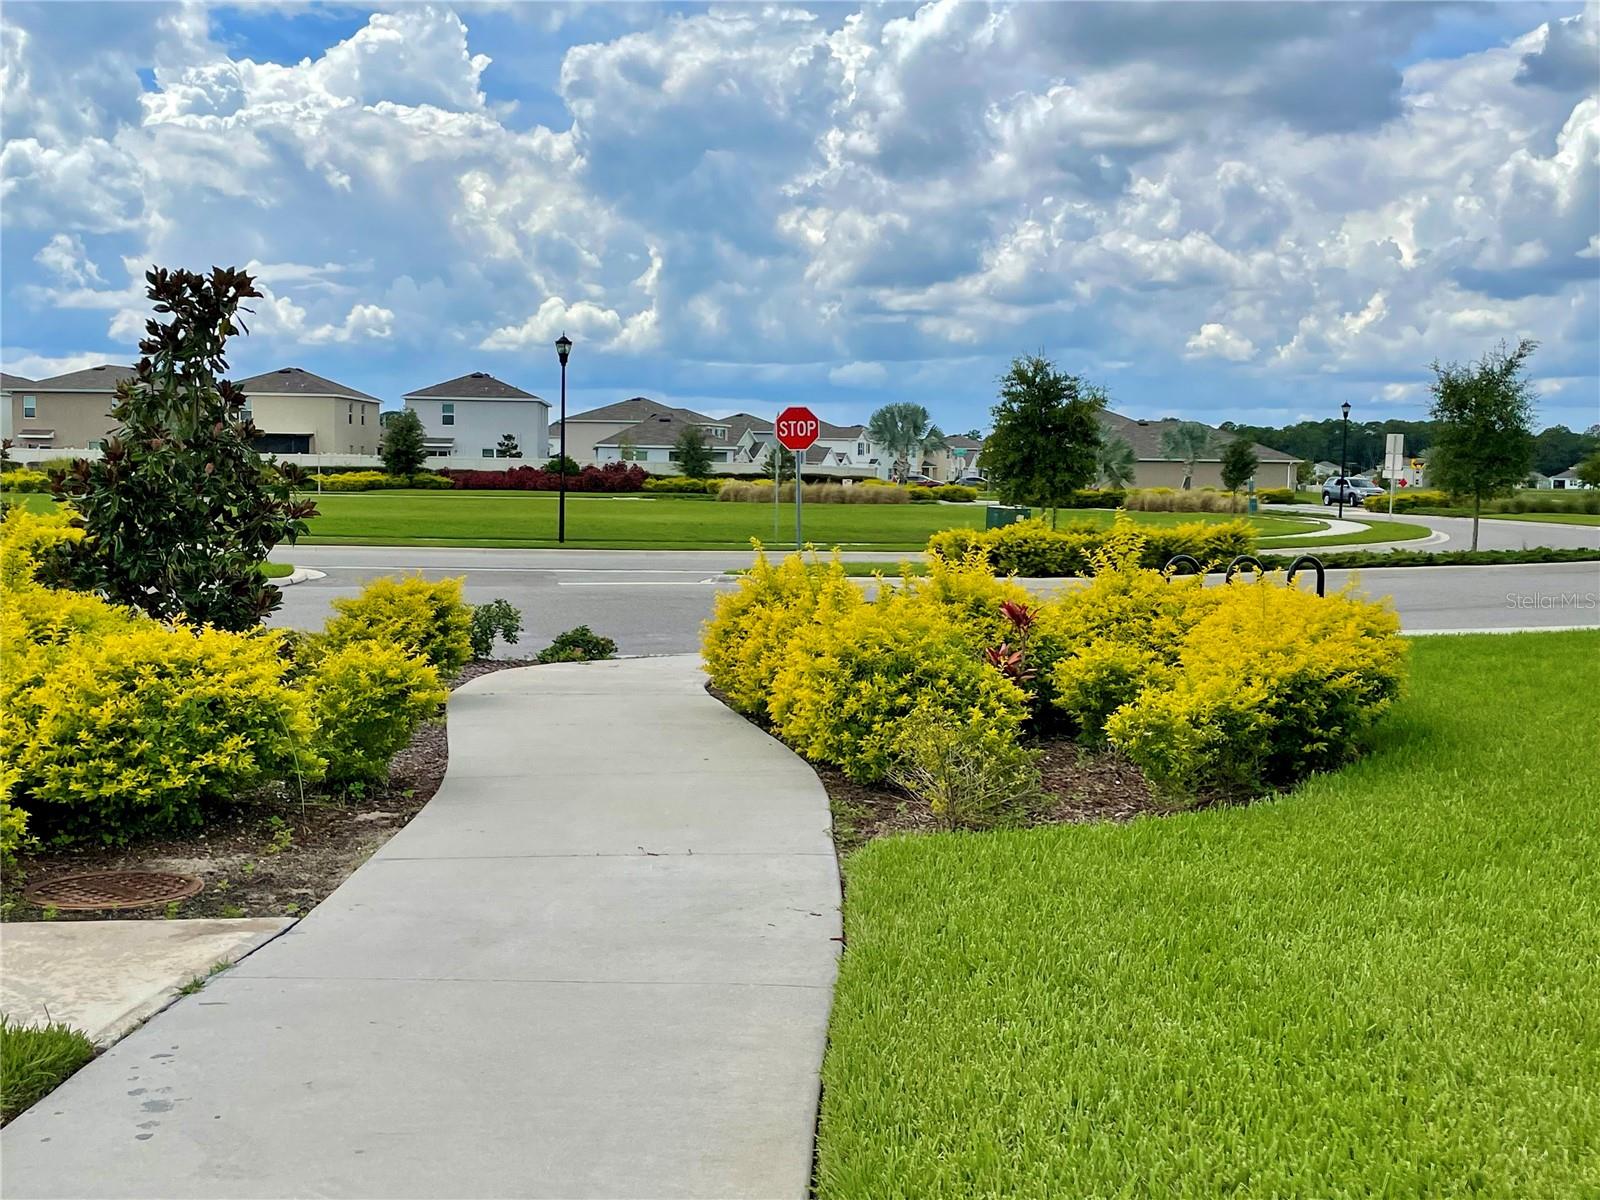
left=774, top=406, right=820, bottom=452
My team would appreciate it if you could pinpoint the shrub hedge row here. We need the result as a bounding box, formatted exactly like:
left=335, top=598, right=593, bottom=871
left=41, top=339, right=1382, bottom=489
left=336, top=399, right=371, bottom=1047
left=0, top=510, right=463, bottom=856
left=441, top=462, right=648, bottom=492
left=703, top=517, right=1406, bottom=806
left=927, top=517, right=1255, bottom=577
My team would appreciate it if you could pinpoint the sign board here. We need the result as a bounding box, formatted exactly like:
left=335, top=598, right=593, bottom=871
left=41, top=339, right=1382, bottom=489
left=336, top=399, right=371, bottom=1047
left=775, top=406, right=820, bottom=452
left=1384, top=433, right=1405, bottom=476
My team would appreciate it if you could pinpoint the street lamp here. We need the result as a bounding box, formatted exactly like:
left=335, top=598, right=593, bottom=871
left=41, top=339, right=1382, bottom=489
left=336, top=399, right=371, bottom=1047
left=555, top=333, right=572, bottom=544
left=1338, top=399, right=1352, bottom=520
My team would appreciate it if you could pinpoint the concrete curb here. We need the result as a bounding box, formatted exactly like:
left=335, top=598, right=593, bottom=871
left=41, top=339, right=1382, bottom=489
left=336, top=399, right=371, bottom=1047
left=278, top=566, right=325, bottom=586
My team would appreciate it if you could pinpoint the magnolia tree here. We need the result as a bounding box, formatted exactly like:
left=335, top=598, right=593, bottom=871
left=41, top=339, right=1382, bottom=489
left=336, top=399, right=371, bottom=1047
left=52, top=266, right=317, bottom=629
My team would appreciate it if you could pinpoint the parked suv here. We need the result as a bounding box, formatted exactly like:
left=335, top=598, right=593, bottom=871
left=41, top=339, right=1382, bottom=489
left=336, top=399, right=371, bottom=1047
left=1321, top=475, right=1384, bottom=506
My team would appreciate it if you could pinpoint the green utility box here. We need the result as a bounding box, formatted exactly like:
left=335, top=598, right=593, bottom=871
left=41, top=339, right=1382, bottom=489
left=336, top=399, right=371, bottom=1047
left=985, top=505, right=1031, bottom=529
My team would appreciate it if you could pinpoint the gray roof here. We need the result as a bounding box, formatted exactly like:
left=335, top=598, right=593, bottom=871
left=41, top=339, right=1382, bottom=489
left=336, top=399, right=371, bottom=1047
left=403, top=372, right=545, bottom=404
left=946, top=435, right=984, bottom=450
left=1100, top=411, right=1296, bottom=463
left=29, top=363, right=137, bottom=391
left=721, top=412, right=773, bottom=441
left=594, top=409, right=732, bottom=448
left=818, top=420, right=865, bottom=439
left=0, top=372, right=36, bottom=390
left=236, top=367, right=380, bottom=402
left=564, top=396, right=716, bottom=425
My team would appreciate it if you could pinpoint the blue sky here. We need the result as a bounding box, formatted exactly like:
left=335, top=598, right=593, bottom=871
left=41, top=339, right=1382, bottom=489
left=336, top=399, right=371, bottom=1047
left=2, top=1, right=1596, bottom=432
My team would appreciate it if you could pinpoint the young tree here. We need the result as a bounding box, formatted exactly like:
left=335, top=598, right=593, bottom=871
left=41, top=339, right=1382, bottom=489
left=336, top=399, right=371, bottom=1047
left=1427, top=339, right=1538, bottom=550
left=1159, top=421, right=1213, bottom=489
left=767, top=442, right=797, bottom=484
left=52, top=266, right=317, bottom=630
left=381, top=408, right=428, bottom=478
left=1220, top=437, right=1259, bottom=504
left=496, top=433, right=522, bottom=459
left=544, top=453, right=582, bottom=476
left=983, top=355, right=1105, bottom=526
left=1576, top=451, right=1600, bottom=489
left=674, top=424, right=715, bottom=478
left=1095, top=434, right=1137, bottom=490
left=866, top=402, right=947, bottom=481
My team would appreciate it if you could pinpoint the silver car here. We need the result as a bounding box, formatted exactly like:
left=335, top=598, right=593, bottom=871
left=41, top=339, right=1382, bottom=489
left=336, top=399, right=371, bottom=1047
left=1321, top=475, right=1384, bottom=506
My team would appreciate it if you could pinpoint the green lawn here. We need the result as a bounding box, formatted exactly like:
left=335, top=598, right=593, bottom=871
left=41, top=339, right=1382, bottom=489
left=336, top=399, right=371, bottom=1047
left=260, top=561, right=293, bottom=579
left=816, top=630, right=1600, bottom=1197
left=1256, top=516, right=1427, bottom=548
left=290, top=491, right=1324, bottom=550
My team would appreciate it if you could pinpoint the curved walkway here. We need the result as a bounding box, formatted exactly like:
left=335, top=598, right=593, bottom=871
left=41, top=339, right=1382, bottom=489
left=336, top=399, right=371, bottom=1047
left=2, top=656, right=842, bottom=1199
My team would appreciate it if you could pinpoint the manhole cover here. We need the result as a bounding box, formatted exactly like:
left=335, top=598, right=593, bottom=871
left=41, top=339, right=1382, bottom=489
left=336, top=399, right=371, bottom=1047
left=23, top=871, right=205, bottom=912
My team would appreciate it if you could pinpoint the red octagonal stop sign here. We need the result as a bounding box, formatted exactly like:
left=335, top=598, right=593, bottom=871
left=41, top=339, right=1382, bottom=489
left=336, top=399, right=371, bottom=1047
left=775, top=405, right=820, bottom=452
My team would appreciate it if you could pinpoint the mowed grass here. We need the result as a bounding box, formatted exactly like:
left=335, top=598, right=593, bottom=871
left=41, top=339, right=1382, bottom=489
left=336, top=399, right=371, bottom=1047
left=816, top=630, right=1600, bottom=1198
left=1, top=1018, right=96, bottom=1123
left=294, top=491, right=1320, bottom=550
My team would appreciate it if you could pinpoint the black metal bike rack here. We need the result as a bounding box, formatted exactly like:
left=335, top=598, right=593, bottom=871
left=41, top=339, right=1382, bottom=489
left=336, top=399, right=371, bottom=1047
left=1224, top=555, right=1266, bottom=583
left=1163, top=554, right=1203, bottom=581
left=1286, top=554, right=1327, bottom=597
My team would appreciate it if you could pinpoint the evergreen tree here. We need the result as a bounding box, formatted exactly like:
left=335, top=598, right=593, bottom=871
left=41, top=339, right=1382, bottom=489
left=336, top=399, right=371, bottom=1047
left=1220, top=437, right=1259, bottom=501
left=674, top=425, right=715, bottom=478
left=52, top=266, right=317, bottom=630
left=983, top=355, right=1105, bottom=526
left=381, top=408, right=428, bottom=478
left=1427, top=339, right=1538, bottom=550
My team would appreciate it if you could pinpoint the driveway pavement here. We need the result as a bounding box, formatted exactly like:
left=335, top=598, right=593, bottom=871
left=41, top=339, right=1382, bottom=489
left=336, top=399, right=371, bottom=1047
left=1, top=657, right=842, bottom=1200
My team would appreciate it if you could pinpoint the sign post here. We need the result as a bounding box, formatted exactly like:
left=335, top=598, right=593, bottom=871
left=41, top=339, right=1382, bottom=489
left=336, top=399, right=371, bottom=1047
left=1384, top=433, right=1405, bottom=516
left=775, top=405, right=820, bottom=549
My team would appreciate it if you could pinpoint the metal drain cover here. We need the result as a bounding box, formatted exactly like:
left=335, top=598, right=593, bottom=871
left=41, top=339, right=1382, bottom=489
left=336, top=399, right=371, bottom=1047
left=23, top=870, right=205, bottom=912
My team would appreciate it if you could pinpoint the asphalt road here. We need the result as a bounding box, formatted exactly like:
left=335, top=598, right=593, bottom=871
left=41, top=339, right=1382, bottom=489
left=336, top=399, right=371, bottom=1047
left=1280, top=506, right=1600, bottom=552
left=270, top=542, right=1600, bottom=654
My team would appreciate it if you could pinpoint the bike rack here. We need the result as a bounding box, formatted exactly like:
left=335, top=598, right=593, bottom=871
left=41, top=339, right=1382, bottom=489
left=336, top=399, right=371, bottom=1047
left=1163, top=554, right=1203, bottom=581
left=1286, top=554, right=1327, bottom=598
left=1224, top=555, right=1266, bottom=583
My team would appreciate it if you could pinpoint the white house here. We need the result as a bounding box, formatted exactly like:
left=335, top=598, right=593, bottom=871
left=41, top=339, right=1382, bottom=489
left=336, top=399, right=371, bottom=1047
left=404, top=372, right=549, bottom=461
left=1550, top=465, right=1592, bottom=490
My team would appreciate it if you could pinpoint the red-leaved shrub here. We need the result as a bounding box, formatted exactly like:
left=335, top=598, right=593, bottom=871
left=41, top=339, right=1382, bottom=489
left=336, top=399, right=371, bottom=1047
left=441, top=463, right=648, bottom=492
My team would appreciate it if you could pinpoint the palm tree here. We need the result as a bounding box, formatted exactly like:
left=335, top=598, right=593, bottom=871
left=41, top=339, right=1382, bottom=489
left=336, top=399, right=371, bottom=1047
left=1096, top=434, right=1137, bottom=489
left=1159, top=421, right=1213, bottom=490
left=866, top=403, right=947, bottom=481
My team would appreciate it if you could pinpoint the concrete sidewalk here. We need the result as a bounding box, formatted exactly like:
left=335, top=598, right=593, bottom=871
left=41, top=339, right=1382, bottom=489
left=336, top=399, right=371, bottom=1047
left=1, top=656, right=842, bottom=1200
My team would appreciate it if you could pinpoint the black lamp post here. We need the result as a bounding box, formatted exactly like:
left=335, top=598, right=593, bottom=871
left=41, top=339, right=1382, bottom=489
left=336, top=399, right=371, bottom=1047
left=1338, top=399, right=1352, bottom=519
left=555, top=333, right=572, bottom=544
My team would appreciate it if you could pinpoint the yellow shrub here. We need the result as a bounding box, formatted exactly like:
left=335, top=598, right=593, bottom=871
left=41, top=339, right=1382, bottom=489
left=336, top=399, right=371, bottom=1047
left=321, top=575, right=473, bottom=677
left=302, top=641, right=447, bottom=788
left=4, top=624, right=320, bottom=845
left=0, top=508, right=81, bottom=590
left=904, top=550, right=1036, bottom=648
left=701, top=547, right=861, bottom=714
left=1105, top=580, right=1405, bottom=797
left=0, top=467, right=50, bottom=493
left=769, top=590, right=1029, bottom=782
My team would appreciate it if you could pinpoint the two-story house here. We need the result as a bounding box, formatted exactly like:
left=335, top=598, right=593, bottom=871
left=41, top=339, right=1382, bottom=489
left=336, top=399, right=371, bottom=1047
left=235, top=367, right=382, bottom=455
left=556, top=397, right=738, bottom=465
left=404, top=372, right=549, bottom=461
left=5, top=364, right=134, bottom=450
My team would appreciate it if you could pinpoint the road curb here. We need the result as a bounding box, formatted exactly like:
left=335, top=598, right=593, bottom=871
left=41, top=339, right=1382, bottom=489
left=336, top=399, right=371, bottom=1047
left=279, top=567, right=326, bottom=586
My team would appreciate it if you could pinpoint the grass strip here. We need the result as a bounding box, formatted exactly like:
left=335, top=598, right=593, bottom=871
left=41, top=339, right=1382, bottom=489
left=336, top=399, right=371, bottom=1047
left=1, top=1017, right=96, bottom=1123
left=816, top=630, right=1600, bottom=1197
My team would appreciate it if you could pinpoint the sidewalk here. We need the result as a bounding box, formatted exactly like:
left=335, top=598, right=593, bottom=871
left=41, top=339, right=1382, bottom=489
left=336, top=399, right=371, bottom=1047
left=1, top=657, right=842, bottom=1200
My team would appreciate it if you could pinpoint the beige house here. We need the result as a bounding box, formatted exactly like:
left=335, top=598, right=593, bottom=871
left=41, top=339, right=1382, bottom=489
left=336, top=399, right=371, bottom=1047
left=4, top=364, right=135, bottom=450
left=235, top=367, right=382, bottom=455
left=1100, top=413, right=1299, bottom=490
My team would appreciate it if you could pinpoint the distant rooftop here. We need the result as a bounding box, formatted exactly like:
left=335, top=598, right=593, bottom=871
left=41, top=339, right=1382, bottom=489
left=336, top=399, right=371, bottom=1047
left=404, top=372, right=546, bottom=404
left=28, top=364, right=137, bottom=391
left=235, top=367, right=380, bottom=402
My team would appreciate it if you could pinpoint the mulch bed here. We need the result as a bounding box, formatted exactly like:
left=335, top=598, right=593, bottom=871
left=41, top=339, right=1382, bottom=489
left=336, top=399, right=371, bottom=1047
left=705, top=685, right=1171, bottom=856
left=1, top=659, right=537, bottom=924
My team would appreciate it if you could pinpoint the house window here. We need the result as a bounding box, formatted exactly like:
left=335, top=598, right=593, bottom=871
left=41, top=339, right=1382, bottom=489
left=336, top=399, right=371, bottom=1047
left=360, top=407, right=366, bottom=425
left=482, top=448, right=495, bottom=459
left=22, top=396, right=36, bottom=418
left=857, top=442, right=865, bottom=456
left=88, top=439, right=105, bottom=451
left=442, top=403, right=455, bottom=426
left=348, top=404, right=354, bottom=425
